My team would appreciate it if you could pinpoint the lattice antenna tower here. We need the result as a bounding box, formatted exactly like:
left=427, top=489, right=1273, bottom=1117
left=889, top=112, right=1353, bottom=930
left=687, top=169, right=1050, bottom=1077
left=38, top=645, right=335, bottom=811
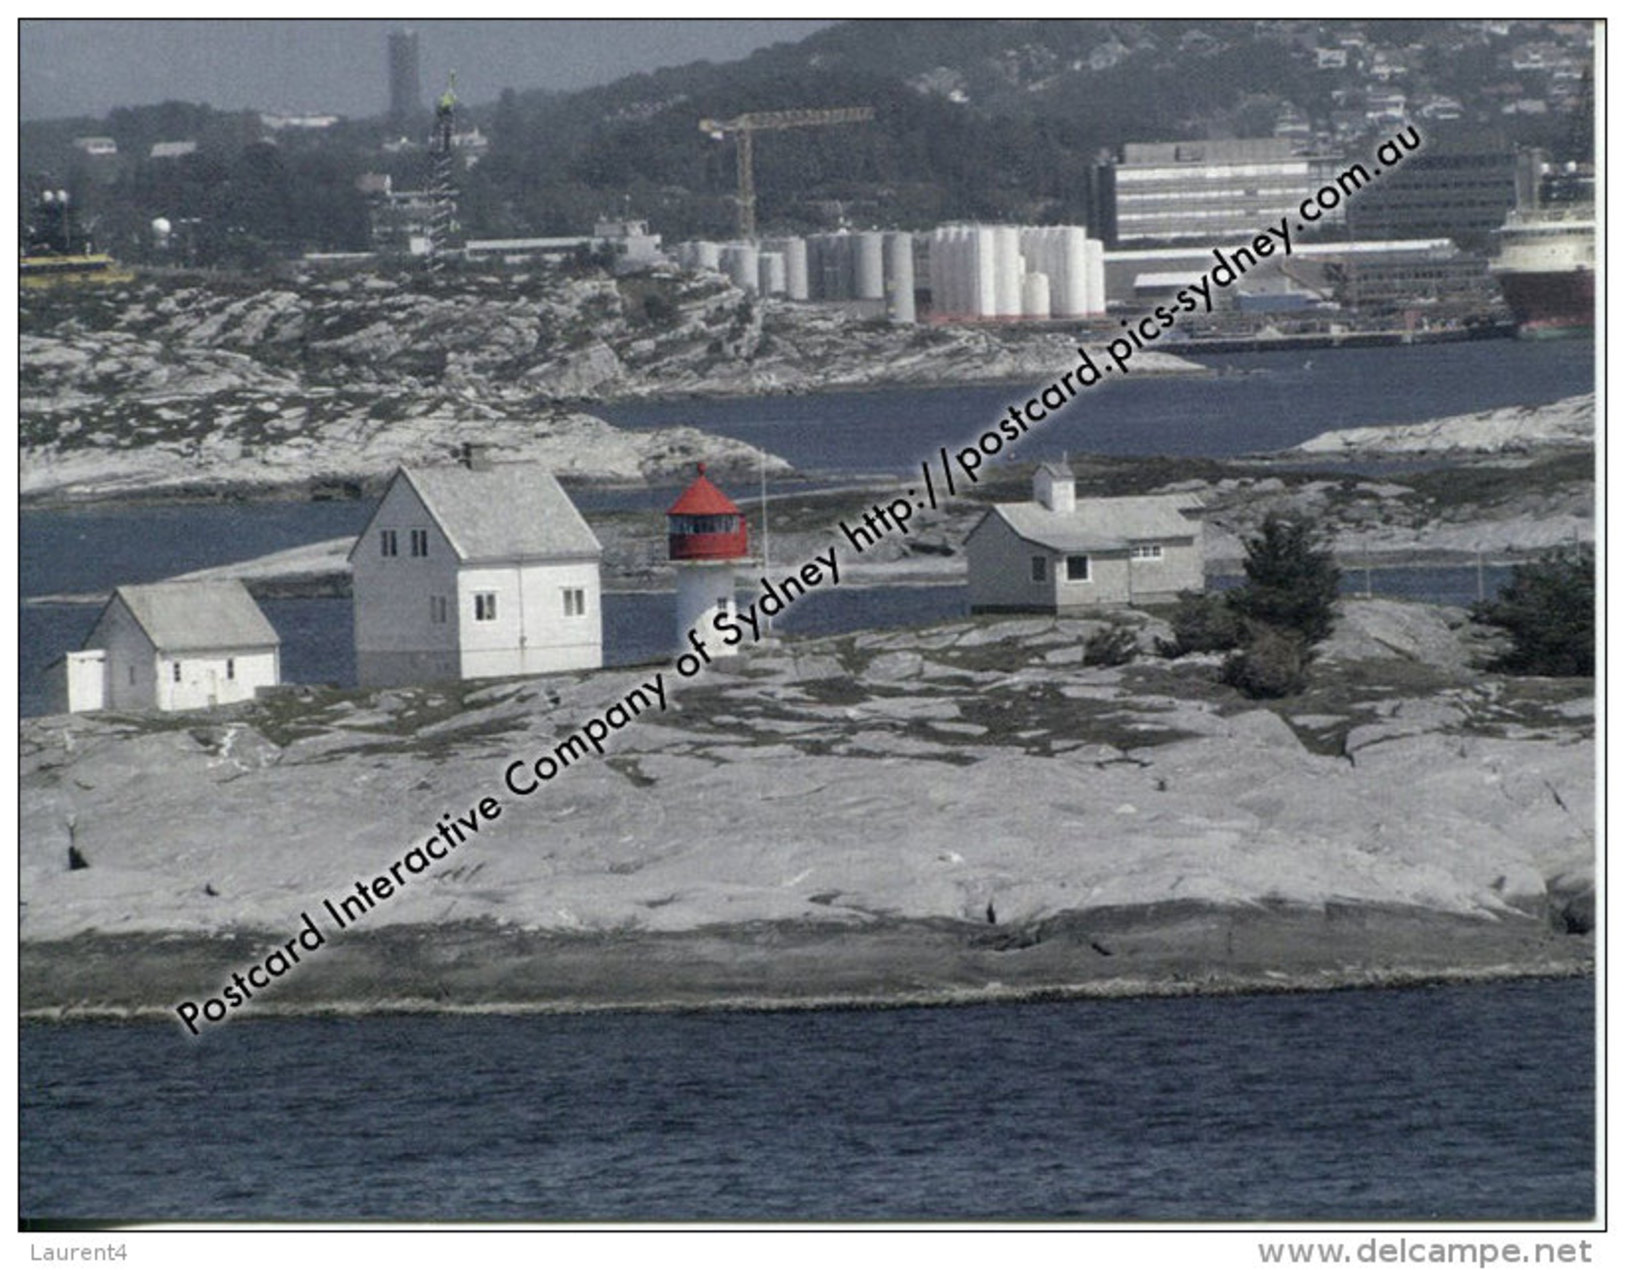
left=427, top=71, right=460, bottom=269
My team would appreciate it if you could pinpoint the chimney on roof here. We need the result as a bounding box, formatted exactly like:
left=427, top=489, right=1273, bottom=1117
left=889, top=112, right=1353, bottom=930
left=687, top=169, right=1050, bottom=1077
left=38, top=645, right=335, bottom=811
left=461, top=441, right=493, bottom=471
left=1034, top=459, right=1076, bottom=514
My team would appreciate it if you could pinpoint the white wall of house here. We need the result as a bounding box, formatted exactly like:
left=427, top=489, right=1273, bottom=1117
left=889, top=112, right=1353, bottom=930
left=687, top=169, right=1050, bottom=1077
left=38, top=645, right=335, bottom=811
left=86, top=597, right=158, bottom=710
left=352, top=479, right=464, bottom=686
left=1054, top=550, right=1131, bottom=608
left=1120, top=539, right=1203, bottom=604
left=456, top=559, right=602, bottom=679
left=967, top=516, right=1062, bottom=610
left=153, top=649, right=279, bottom=711
left=63, top=650, right=107, bottom=713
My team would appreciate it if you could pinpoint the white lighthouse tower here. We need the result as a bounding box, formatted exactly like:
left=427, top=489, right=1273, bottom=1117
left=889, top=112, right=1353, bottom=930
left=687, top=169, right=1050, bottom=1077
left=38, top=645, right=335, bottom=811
left=667, top=462, right=748, bottom=656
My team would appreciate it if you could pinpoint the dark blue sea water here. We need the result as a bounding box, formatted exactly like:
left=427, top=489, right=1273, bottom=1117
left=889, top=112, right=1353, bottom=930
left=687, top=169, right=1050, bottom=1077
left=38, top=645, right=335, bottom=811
left=20, top=978, right=1593, bottom=1223
left=598, top=340, right=1595, bottom=475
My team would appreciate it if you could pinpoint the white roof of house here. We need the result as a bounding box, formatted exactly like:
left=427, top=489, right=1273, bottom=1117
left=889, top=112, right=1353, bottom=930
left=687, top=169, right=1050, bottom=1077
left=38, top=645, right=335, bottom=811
left=985, top=494, right=1201, bottom=554
left=385, top=464, right=602, bottom=563
left=101, top=580, right=280, bottom=652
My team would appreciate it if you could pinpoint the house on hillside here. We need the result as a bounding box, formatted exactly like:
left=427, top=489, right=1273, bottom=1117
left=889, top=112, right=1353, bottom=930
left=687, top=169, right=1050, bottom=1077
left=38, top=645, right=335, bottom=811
left=965, top=461, right=1203, bottom=612
left=350, top=451, right=603, bottom=687
left=54, top=579, right=281, bottom=713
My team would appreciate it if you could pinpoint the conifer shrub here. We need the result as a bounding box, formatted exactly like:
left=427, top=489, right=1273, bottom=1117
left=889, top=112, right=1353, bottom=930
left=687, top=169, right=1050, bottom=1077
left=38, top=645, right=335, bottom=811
left=1473, top=544, right=1594, bottom=677
left=1156, top=591, right=1246, bottom=657
left=1219, top=625, right=1311, bottom=699
left=1228, top=512, right=1341, bottom=645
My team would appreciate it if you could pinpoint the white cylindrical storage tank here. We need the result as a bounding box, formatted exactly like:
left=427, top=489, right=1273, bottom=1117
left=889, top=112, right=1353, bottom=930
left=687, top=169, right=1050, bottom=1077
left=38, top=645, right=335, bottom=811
left=812, top=234, right=850, bottom=300
left=854, top=231, right=885, bottom=300
left=1019, top=227, right=1050, bottom=302
left=836, top=233, right=857, bottom=300
left=928, top=229, right=952, bottom=319
left=1055, top=227, right=1088, bottom=317
left=693, top=240, right=722, bottom=271
left=767, top=236, right=809, bottom=300
left=993, top=226, right=1022, bottom=318
left=804, top=236, right=826, bottom=300
left=947, top=228, right=968, bottom=319
left=788, top=237, right=809, bottom=300
left=973, top=227, right=998, bottom=318
left=1021, top=271, right=1052, bottom=319
left=758, top=250, right=787, bottom=296
left=720, top=243, right=759, bottom=293
left=883, top=231, right=915, bottom=324
left=1083, top=237, right=1105, bottom=315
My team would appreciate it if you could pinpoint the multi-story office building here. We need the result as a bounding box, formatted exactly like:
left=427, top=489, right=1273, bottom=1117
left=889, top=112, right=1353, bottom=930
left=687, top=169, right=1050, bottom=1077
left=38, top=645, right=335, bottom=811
left=1103, top=138, right=1344, bottom=246
left=1344, top=147, right=1523, bottom=249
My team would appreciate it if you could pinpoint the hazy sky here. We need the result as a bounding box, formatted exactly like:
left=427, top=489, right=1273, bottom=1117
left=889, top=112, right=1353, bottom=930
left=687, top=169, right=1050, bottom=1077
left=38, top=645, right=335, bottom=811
left=20, top=18, right=838, bottom=121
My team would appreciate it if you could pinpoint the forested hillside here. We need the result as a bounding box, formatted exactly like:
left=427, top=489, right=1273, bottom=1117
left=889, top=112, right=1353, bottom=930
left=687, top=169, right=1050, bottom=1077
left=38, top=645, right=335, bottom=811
left=21, top=19, right=1590, bottom=268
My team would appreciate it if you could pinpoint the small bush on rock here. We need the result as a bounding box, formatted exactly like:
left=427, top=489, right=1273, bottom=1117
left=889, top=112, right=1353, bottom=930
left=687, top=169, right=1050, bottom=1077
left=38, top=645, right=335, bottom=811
left=1084, top=625, right=1138, bottom=667
left=1219, top=625, right=1310, bottom=698
left=1156, top=591, right=1246, bottom=657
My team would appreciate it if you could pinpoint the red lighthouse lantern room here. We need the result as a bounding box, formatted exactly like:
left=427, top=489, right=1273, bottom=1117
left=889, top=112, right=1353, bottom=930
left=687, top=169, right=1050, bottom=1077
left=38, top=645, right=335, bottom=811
left=667, top=463, right=749, bottom=560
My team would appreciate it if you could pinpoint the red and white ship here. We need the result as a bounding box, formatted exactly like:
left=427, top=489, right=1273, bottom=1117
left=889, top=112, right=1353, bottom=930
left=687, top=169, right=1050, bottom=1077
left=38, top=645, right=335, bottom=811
left=1489, top=206, right=1596, bottom=338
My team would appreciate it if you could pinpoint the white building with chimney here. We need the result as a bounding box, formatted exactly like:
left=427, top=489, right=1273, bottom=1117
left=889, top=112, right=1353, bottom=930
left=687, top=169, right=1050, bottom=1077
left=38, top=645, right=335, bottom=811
left=965, top=461, right=1203, bottom=611
left=350, top=454, right=603, bottom=687
left=55, top=580, right=281, bottom=713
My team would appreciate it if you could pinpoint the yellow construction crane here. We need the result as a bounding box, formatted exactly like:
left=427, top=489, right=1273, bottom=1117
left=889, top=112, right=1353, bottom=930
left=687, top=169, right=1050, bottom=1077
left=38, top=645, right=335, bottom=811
left=700, top=106, right=875, bottom=241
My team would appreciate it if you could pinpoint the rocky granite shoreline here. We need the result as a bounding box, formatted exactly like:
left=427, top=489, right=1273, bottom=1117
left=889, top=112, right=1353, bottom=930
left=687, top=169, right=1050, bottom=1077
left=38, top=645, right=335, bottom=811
left=19, top=906, right=1590, bottom=1024
left=20, top=602, right=1593, bottom=1022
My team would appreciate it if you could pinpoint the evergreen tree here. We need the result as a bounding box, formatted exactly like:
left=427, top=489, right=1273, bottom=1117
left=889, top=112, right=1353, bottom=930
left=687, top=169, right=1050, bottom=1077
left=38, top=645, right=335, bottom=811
left=1228, top=512, right=1341, bottom=645
left=1473, top=544, right=1594, bottom=677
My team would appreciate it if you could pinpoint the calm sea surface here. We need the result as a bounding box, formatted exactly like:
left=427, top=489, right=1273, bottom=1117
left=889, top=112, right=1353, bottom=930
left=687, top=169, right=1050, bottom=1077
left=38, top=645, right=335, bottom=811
left=16, top=340, right=1588, bottom=716
left=20, top=979, right=1592, bottom=1223
left=596, top=339, right=1595, bottom=474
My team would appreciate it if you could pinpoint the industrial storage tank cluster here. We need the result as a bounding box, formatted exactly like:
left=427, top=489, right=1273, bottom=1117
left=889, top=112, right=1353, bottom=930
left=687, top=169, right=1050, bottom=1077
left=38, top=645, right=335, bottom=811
left=927, top=225, right=1105, bottom=321
left=672, top=231, right=916, bottom=323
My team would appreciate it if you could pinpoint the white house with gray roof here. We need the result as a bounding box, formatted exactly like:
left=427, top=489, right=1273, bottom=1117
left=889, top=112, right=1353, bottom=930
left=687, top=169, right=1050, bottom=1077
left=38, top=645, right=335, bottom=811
left=57, top=579, right=281, bottom=713
left=965, top=462, right=1203, bottom=612
left=350, top=457, right=603, bottom=687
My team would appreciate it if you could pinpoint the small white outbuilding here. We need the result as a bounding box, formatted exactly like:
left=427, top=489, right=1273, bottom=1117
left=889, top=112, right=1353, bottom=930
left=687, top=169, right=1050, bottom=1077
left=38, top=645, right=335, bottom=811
left=965, top=461, right=1205, bottom=612
left=59, top=579, right=282, bottom=713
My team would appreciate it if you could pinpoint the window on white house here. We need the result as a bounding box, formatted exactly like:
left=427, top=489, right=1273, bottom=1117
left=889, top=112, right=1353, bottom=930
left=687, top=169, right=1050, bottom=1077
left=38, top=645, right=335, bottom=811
left=474, top=592, right=498, bottom=622
left=716, top=596, right=730, bottom=612
left=380, top=529, right=398, bottom=557
left=1066, top=555, right=1091, bottom=581
left=1131, top=544, right=1164, bottom=561
left=172, top=663, right=182, bottom=682
left=1031, top=556, right=1048, bottom=583
left=226, top=658, right=236, bottom=680
left=410, top=528, right=429, bottom=557
left=128, top=666, right=136, bottom=686
left=430, top=595, right=448, bottom=624
left=562, top=588, right=585, bottom=617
